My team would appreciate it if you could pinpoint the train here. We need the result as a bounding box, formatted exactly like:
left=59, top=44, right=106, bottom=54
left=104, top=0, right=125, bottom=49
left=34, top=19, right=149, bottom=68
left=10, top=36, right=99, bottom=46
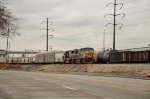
left=3, top=47, right=150, bottom=64
left=97, top=49, right=150, bottom=63
left=6, top=47, right=96, bottom=64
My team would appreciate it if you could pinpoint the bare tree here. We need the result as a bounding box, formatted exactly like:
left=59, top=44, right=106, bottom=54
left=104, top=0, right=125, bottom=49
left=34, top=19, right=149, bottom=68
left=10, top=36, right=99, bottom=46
left=0, top=0, right=19, bottom=38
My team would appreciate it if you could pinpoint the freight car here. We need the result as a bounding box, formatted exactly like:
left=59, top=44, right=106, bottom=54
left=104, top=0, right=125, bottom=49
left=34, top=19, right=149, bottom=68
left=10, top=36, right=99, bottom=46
left=109, top=50, right=127, bottom=63
left=8, top=57, right=33, bottom=64
left=55, top=51, right=65, bottom=63
left=98, top=49, right=150, bottom=63
left=34, top=51, right=65, bottom=64
left=97, top=49, right=112, bottom=63
left=6, top=51, right=65, bottom=64
left=126, top=50, right=150, bottom=63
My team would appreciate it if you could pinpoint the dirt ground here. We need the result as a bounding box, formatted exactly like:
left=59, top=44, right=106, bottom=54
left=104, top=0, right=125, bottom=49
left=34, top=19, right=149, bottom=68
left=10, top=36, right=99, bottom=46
left=0, top=63, right=150, bottom=79
left=25, top=64, right=150, bottom=74
left=0, top=63, right=23, bottom=70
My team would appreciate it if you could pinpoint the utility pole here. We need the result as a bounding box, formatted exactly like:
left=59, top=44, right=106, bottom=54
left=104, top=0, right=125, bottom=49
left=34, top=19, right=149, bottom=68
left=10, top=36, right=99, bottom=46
left=113, top=0, right=116, bottom=50
left=41, top=18, right=54, bottom=51
left=46, top=18, right=49, bottom=51
left=104, top=0, right=125, bottom=51
left=6, top=28, right=10, bottom=63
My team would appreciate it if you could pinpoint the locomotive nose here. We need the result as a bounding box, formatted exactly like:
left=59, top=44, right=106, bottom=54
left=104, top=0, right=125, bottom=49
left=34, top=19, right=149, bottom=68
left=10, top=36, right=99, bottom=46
left=86, top=52, right=93, bottom=58
left=83, top=51, right=94, bottom=60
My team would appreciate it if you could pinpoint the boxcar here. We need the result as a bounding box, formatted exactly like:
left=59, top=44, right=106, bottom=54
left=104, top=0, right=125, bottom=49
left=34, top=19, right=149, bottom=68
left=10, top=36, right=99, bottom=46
left=39, top=53, right=45, bottom=63
left=55, top=51, right=65, bottom=63
left=45, top=52, right=55, bottom=63
left=34, top=52, right=55, bottom=63
left=109, top=50, right=127, bottom=63
left=127, top=51, right=150, bottom=63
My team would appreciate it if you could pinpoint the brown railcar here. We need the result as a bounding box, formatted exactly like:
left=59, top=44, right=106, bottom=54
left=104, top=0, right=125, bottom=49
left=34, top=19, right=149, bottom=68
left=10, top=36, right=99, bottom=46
left=148, top=51, right=150, bottom=62
left=109, top=51, right=127, bottom=63
left=126, top=51, right=149, bottom=63
left=110, top=50, right=150, bottom=63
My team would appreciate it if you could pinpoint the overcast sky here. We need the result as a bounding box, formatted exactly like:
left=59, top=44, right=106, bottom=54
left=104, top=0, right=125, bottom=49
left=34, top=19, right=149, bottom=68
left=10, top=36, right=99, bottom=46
left=0, top=0, right=150, bottom=51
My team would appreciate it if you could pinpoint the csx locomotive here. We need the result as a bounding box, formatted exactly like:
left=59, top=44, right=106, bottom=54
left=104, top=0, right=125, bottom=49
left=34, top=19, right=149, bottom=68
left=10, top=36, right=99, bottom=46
left=63, top=47, right=96, bottom=64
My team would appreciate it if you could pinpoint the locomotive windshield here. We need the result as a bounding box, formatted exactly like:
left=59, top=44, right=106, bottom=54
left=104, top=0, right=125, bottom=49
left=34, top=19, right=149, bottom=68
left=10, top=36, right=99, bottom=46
left=81, top=48, right=94, bottom=52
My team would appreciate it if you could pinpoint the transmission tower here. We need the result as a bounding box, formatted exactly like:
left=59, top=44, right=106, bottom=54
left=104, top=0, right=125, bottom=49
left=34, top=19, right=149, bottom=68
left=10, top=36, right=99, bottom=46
left=104, top=0, right=125, bottom=50
left=41, top=18, right=54, bottom=51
